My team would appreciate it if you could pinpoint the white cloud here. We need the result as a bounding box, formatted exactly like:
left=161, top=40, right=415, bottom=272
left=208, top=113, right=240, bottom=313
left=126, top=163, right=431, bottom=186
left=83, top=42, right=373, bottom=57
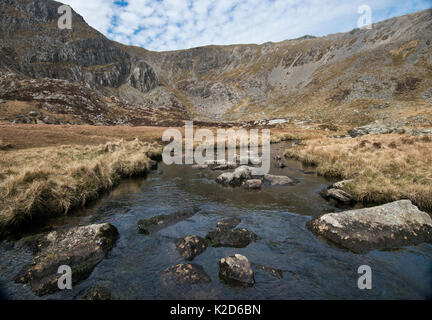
left=60, top=0, right=432, bottom=51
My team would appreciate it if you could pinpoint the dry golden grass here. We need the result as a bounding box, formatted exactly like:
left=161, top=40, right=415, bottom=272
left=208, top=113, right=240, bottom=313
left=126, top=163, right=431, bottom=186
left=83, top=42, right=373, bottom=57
left=271, top=127, right=334, bottom=143
left=0, top=139, right=161, bottom=236
left=285, top=134, right=432, bottom=212
left=0, top=124, right=175, bottom=150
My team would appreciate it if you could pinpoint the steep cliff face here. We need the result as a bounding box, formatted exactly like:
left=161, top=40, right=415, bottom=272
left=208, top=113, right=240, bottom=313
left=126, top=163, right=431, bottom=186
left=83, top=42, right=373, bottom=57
left=0, top=0, right=160, bottom=96
left=1, top=0, right=431, bottom=127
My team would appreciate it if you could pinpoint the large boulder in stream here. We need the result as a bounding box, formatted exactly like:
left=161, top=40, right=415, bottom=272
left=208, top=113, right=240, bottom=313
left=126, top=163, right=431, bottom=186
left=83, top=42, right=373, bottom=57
left=175, top=235, right=208, bottom=261
left=160, top=264, right=211, bottom=285
left=216, top=166, right=253, bottom=186
left=307, top=200, right=432, bottom=253
left=219, top=254, right=254, bottom=287
left=138, top=207, right=198, bottom=235
left=15, top=223, right=118, bottom=296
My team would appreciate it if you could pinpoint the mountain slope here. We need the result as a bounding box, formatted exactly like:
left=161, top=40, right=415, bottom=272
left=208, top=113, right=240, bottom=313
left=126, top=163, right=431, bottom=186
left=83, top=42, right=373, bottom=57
left=0, top=0, right=431, bottom=127
left=132, top=9, right=432, bottom=125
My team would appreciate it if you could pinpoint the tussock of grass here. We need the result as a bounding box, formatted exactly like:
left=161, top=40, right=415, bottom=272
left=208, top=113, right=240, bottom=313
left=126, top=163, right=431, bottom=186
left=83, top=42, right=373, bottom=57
left=285, top=134, right=432, bottom=212
left=0, top=139, right=161, bottom=235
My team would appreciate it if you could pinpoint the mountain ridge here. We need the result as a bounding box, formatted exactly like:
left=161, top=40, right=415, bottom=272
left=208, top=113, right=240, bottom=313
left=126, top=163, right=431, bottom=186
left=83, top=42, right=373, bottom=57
left=0, top=0, right=431, bottom=127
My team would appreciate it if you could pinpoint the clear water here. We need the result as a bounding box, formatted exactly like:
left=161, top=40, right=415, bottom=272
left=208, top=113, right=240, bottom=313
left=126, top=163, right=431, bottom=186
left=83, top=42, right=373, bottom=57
left=0, top=142, right=431, bottom=300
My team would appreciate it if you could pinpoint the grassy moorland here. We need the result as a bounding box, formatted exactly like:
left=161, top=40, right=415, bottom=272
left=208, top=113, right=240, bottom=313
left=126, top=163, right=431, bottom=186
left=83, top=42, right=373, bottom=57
left=285, top=134, right=432, bottom=212
left=0, top=138, right=161, bottom=236
left=1, top=122, right=430, bottom=236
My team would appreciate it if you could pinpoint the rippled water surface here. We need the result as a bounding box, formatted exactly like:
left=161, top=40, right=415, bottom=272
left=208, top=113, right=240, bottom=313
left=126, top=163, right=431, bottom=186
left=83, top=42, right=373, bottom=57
left=1, top=142, right=431, bottom=300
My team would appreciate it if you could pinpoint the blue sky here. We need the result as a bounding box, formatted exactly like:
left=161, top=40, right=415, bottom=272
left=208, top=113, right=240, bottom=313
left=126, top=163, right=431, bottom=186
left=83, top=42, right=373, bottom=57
left=61, top=0, right=432, bottom=51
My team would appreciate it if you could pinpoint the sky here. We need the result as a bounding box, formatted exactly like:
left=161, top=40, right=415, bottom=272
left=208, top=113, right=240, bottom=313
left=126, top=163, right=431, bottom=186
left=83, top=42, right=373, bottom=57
left=60, top=0, right=432, bottom=52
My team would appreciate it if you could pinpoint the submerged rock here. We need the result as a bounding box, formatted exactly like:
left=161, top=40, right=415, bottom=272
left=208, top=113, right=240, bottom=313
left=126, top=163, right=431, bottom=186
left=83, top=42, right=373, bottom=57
left=83, top=285, right=112, bottom=300
left=216, top=218, right=241, bottom=231
left=206, top=228, right=259, bottom=248
left=219, top=254, right=254, bottom=286
left=15, top=223, right=118, bottom=296
left=251, top=263, right=284, bottom=279
left=242, top=179, right=262, bottom=190
left=321, top=188, right=355, bottom=205
left=263, top=174, right=297, bottom=186
left=307, top=200, right=432, bottom=253
left=175, top=235, right=208, bottom=261
left=138, top=207, right=198, bottom=235
left=160, top=264, right=211, bottom=285
left=216, top=166, right=253, bottom=186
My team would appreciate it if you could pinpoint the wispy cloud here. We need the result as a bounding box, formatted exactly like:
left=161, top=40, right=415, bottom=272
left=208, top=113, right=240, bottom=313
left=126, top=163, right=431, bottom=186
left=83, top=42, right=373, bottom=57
left=62, top=0, right=432, bottom=51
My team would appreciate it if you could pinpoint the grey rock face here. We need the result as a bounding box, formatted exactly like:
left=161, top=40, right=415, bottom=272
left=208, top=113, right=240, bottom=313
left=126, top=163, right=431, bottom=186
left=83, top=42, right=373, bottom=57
left=348, top=121, right=398, bottom=137
left=307, top=200, right=432, bottom=253
left=14, top=223, right=119, bottom=296
left=219, top=254, right=254, bottom=286
left=175, top=235, right=208, bottom=261
left=216, top=166, right=253, bottom=186
left=0, top=0, right=159, bottom=99
left=160, top=264, right=211, bottom=285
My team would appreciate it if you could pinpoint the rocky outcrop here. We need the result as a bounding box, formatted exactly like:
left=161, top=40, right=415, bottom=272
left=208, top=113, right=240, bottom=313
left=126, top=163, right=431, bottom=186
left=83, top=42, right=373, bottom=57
left=0, top=72, right=186, bottom=126
left=15, top=223, right=119, bottom=296
left=160, top=264, right=211, bottom=285
left=307, top=200, right=432, bottom=253
left=348, top=121, right=402, bottom=137
left=0, top=0, right=159, bottom=94
left=137, top=207, right=198, bottom=235
left=175, top=235, right=208, bottom=261
left=219, top=254, right=254, bottom=287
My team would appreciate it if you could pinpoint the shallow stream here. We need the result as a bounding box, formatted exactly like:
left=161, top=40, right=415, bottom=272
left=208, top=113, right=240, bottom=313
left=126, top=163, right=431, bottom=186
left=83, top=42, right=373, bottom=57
left=1, top=142, right=431, bottom=299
